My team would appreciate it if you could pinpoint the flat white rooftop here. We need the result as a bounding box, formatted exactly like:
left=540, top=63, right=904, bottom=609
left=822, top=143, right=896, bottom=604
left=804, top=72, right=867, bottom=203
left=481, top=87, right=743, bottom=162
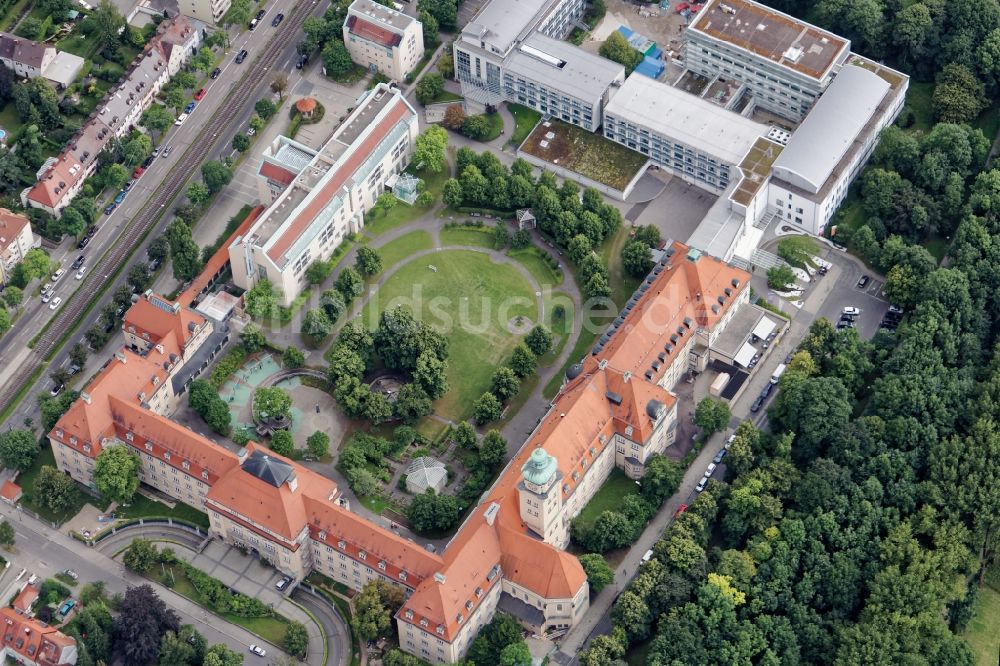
left=772, top=64, right=890, bottom=193
left=605, top=73, right=769, bottom=165
left=462, top=0, right=549, bottom=54
left=506, top=33, right=624, bottom=102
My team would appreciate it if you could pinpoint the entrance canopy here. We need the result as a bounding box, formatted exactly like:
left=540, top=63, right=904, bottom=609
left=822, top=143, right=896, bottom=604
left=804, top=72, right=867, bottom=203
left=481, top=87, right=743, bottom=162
left=734, top=341, right=757, bottom=367
left=752, top=317, right=775, bottom=340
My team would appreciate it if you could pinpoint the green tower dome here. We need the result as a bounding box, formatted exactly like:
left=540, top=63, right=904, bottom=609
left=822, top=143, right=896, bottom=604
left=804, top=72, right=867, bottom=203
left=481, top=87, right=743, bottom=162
left=522, top=447, right=557, bottom=487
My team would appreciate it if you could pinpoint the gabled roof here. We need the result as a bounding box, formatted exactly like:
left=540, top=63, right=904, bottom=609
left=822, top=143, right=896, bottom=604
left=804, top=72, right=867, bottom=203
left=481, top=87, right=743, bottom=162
left=0, top=607, right=76, bottom=666
left=346, top=15, right=402, bottom=47
left=0, top=481, right=21, bottom=503
left=0, top=32, right=52, bottom=69
left=123, top=293, right=206, bottom=351
left=206, top=443, right=337, bottom=541
left=0, top=208, right=30, bottom=253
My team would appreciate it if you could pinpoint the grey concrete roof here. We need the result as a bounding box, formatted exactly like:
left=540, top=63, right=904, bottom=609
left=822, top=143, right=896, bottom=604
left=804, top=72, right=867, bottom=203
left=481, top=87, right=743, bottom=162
left=43, top=51, right=85, bottom=88
left=605, top=74, right=768, bottom=165
left=771, top=65, right=890, bottom=193
left=348, top=0, right=416, bottom=31
left=506, top=33, right=624, bottom=103
left=463, top=0, right=549, bottom=54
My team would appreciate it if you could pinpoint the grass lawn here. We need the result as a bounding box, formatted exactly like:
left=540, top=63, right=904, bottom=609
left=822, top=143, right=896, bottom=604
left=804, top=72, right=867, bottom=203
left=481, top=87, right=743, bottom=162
left=508, top=247, right=564, bottom=288
left=476, top=112, right=505, bottom=142
left=963, top=571, right=1000, bottom=665
left=364, top=167, right=448, bottom=236
left=925, top=235, right=950, bottom=263
left=360, top=494, right=392, bottom=515
left=359, top=250, right=538, bottom=420
left=0, top=0, right=31, bottom=31
left=19, top=442, right=105, bottom=524
left=376, top=230, right=434, bottom=268
left=904, top=81, right=934, bottom=134
left=57, top=31, right=102, bottom=59
left=602, top=227, right=642, bottom=310
left=539, top=292, right=575, bottom=367
left=150, top=565, right=289, bottom=645
left=117, top=495, right=210, bottom=530
left=574, top=468, right=639, bottom=530
left=974, top=97, right=1000, bottom=142
left=0, top=102, right=23, bottom=139
left=431, top=90, right=464, bottom=104
left=507, top=103, right=542, bottom=148
left=441, top=226, right=495, bottom=248
left=521, top=119, right=647, bottom=191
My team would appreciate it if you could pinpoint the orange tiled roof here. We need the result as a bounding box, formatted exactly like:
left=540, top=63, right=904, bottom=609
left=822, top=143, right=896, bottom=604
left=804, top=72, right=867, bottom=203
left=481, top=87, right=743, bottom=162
left=346, top=15, right=402, bottom=47
left=179, top=205, right=264, bottom=308
left=0, top=481, right=21, bottom=503
left=258, top=162, right=297, bottom=188
left=0, top=208, right=30, bottom=254
left=123, top=293, right=206, bottom=351
left=266, top=98, right=411, bottom=266
left=206, top=443, right=338, bottom=541
left=12, top=583, right=38, bottom=613
left=0, top=607, right=76, bottom=665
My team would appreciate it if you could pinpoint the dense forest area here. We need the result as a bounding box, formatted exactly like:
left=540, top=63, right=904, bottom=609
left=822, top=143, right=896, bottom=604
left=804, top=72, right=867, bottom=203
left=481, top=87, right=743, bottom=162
left=579, top=0, right=1000, bottom=663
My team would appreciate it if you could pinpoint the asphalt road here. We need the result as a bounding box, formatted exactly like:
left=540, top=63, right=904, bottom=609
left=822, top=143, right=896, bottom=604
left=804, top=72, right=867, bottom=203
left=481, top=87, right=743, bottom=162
left=0, top=0, right=328, bottom=430
left=0, top=503, right=270, bottom=659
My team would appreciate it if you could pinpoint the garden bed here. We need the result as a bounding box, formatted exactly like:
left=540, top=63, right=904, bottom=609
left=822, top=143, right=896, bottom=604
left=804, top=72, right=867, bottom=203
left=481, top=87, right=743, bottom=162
left=520, top=119, right=647, bottom=191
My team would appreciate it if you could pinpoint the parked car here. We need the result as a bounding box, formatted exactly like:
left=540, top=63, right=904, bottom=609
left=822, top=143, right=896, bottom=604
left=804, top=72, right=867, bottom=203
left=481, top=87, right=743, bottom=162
left=174, top=113, right=189, bottom=126
left=275, top=576, right=291, bottom=591
left=695, top=476, right=708, bottom=493
left=296, top=54, right=308, bottom=69
left=162, top=146, right=172, bottom=158
left=888, top=304, right=904, bottom=314
left=271, top=12, right=284, bottom=26
left=143, top=155, right=155, bottom=168
left=86, top=225, right=97, bottom=237
left=249, top=645, right=266, bottom=657
left=41, top=291, right=52, bottom=303
left=133, top=166, right=145, bottom=178
left=77, top=236, right=90, bottom=249
left=123, top=179, right=135, bottom=192
left=704, top=462, right=717, bottom=478
left=857, top=275, right=870, bottom=288
left=51, top=269, right=65, bottom=283
left=255, top=8, right=266, bottom=20
left=759, top=382, right=773, bottom=399
left=750, top=396, right=764, bottom=412
left=712, top=449, right=728, bottom=464
left=49, top=296, right=62, bottom=310
left=641, top=549, right=654, bottom=563
left=75, top=267, right=86, bottom=280
left=67, top=365, right=80, bottom=376
left=50, top=383, right=64, bottom=397
left=185, top=101, right=196, bottom=114
left=104, top=202, right=116, bottom=215
left=194, top=88, right=206, bottom=101
left=724, top=433, right=736, bottom=449
left=71, top=256, right=85, bottom=270
left=210, top=67, right=221, bottom=79
left=235, top=49, right=249, bottom=64
left=674, top=503, right=688, bottom=518
left=114, top=191, right=126, bottom=204
left=817, top=265, right=828, bottom=275
left=843, top=306, right=861, bottom=315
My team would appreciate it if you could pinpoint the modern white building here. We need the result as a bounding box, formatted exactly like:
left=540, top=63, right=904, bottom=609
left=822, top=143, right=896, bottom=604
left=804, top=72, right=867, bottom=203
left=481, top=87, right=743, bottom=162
left=684, top=0, right=850, bottom=121
left=230, top=84, right=418, bottom=306
left=343, top=0, right=424, bottom=81
left=503, top=33, right=624, bottom=133
left=178, top=0, right=230, bottom=25
left=603, top=74, right=774, bottom=192
left=454, top=0, right=589, bottom=107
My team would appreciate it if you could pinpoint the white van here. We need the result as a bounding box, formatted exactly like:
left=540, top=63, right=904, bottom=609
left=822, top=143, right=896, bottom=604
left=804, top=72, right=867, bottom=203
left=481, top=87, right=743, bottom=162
left=770, top=363, right=786, bottom=384
left=174, top=113, right=189, bottom=126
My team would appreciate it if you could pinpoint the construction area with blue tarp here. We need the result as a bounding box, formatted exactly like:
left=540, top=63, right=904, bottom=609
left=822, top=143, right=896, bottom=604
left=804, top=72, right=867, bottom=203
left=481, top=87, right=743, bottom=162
left=635, top=56, right=666, bottom=79
left=617, top=25, right=659, bottom=57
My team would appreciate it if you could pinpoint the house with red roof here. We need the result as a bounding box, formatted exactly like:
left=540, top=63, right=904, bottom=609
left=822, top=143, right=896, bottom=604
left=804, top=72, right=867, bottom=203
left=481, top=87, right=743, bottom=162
left=0, top=607, right=77, bottom=666
left=343, top=0, right=424, bottom=81
left=0, top=208, right=35, bottom=286
left=230, top=83, right=418, bottom=306
left=50, top=238, right=758, bottom=663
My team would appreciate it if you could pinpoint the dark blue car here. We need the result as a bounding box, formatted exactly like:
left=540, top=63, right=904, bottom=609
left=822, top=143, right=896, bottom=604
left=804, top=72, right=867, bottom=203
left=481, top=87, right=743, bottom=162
left=185, top=101, right=197, bottom=113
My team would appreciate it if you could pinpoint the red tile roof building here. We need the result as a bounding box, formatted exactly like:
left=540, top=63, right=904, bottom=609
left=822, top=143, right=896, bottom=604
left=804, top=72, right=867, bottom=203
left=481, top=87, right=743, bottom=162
left=0, top=208, right=35, bottom=286
left=0, top=607, right=77, bottom=666
left=50, top=242, right=750, bottom=663
left=343, top=0, right=424, bottom=81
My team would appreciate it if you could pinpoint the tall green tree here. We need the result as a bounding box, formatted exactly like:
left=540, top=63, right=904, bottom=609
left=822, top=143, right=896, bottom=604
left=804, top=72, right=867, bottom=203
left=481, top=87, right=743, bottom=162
left=93, top=445, right=140, bottom=504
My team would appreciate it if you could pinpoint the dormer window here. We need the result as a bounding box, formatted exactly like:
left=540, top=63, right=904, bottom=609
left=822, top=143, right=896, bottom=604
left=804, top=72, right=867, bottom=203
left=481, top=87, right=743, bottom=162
left=318, top=530, right=327, bottom=541
left=419, top=618, right=428, bottom=627
left=465, top=600, right=473, bottom=611
left=378, top=560, right=386, bottom=570
left=571, top=471, right=579, bottom=481
left=125, top=431, right=134, bottom=441
left=456, top=614, right=464, bottom=624
left=145, top=442, right=153, bottom=451
left=202, top=470, right=209, bottom=480
left=359, top=551, right=366, bottom=560
left=182, top=460, right=190, bottom=470
left=164, top=451, right=171, bottom=461
left=399, top=571, right=407, bottom=581
left=69, top=435, right=77, bottom=445
left=475, top=587, right=483, bottom=598
left=338, top=540, right=346, bottom=549
left=581, top=459, right=588, bottom=469
left=436, top=625, right=444, bottom=635
left=405, top=609, right=413, bottom=620
left=82, top=444, right=91, bottom=454
left=142, top=332, right=150, bottom=340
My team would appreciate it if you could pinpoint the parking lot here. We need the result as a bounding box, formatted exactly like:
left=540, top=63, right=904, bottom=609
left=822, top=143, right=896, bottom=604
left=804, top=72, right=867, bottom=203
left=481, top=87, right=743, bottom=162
left=812, top=250, right=891, bottom=340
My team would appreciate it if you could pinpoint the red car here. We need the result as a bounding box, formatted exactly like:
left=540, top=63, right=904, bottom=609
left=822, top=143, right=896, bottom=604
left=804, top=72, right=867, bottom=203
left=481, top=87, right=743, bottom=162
left=691, top=3, right=704, bottom=11
left=133, top=166, right=145, bottom=178
left=675, top=2, right=690, bottom=11
left=194, top=88, right=206, bottom=101
left=673, top=504, right=688, bottom=518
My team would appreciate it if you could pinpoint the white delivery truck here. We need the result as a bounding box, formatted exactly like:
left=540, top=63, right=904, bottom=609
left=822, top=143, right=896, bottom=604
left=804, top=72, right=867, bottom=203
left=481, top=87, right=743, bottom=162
left=770, top=363, right=787, bottom=384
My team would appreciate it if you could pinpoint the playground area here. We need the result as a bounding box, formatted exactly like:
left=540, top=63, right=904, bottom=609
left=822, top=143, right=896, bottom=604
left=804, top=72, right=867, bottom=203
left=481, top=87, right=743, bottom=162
left=218, top=353, right=347, bottom=453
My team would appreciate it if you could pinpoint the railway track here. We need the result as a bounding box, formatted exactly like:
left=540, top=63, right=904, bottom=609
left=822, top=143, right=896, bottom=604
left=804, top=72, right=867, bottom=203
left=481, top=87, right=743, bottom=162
left=0, top=1, right=316, bottom=417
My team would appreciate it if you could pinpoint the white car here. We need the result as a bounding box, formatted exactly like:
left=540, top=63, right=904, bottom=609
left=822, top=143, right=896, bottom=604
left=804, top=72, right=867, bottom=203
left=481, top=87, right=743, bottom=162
left=704, top=462, right=717, bottom=478
left=249, top=645, right=266, bottom=657
left=51, top=269, right=65, bottom=283
left=75, top=267, right=87, bottom=280
left=641, top=549, right=654, bottom=563
left=725, top=433, right=736, bottom=450
left=41, top=292, right=52, bottom=303
left=175, top=113, right=189, bottom=126
left=843, top=306, right=861, bottom=316
left=695, top=477, right=708, bottom=493
left=49, top=296, right=62, bottom=310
